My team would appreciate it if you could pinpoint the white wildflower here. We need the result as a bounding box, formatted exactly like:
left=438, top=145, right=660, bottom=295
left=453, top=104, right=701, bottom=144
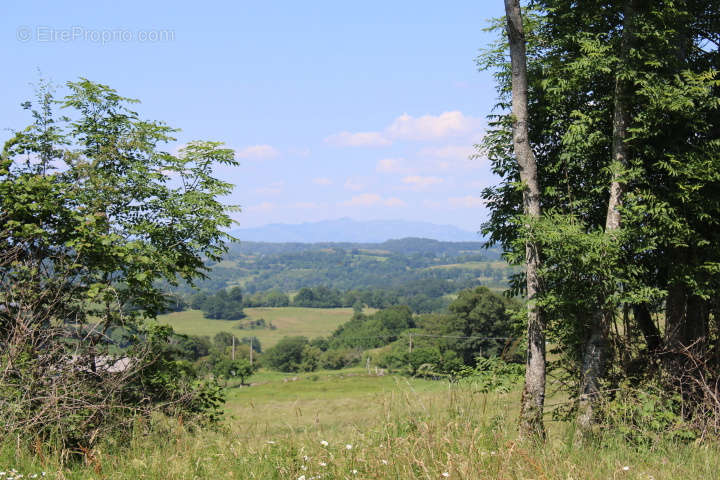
left=345, top=444, right=353, bottom=450
left=623, top=466, right=630, bottom=471
left=352, top=469, right=358, bottom=474
left=442, top=473, right=450, bottom=478
left=320, top=440, right=329, bottom=447
left=381, top=460, right=388, bottom=465
left=266, top=440, right=276, bottom=445
left=319, top=462, right=327, bottom=467
left=298, top=475, right=306, bottom=480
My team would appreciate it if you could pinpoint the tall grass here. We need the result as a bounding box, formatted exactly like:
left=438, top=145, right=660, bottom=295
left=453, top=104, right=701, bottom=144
left=2, top=373, right=718, bottom=479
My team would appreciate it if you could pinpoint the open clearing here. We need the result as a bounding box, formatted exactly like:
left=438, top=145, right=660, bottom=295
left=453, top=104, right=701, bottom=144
left=12, top=371, right=719, bottom=479
left=158, top=307, right=365, bottom=348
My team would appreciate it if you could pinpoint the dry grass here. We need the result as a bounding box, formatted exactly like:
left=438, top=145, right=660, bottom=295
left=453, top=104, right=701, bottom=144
left=3, top=371, right=720, bottom=479
left=158, top=307, right=372, bottom=348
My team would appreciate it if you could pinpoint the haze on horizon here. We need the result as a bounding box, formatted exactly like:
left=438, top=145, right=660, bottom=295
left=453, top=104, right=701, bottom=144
left=3, top=1, right=506, bottom=231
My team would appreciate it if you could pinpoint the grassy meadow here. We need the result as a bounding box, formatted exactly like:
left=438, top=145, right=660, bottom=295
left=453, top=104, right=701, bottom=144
left=4, top=370, right=719, bottom=479
left=158, top=307, right=369, bottom=348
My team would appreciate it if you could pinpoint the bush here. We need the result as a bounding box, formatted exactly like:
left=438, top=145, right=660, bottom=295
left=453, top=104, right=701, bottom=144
left=213, top=358, right=256, bottom=385
left=598, top=381, right=697, bottom=446
left=263, top=336, right=310, bottom=372
left=320, top=349, right=360, bottom=370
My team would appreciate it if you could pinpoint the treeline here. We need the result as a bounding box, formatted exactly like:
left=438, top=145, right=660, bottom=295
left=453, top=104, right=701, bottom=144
left=484, top=0, right=720, bottom=439
left=181, top=276, right=488, bottom=320
left=166, top=238, right=513, bottom=296
left=259, top=287, right=521, bottom=375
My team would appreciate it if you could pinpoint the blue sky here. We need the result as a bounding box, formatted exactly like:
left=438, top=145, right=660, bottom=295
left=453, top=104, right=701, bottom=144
left=3, top=1, right=505, bottom=231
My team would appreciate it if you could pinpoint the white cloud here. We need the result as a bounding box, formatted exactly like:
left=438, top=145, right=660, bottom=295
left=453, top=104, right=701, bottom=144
left=342, top=193, right=381, bottom=206
left=386, top=111, right=483, bottom=141
left=343, top=178, right=365, bottom=191
left=401, top=175, right=444, bottom=190
left=376, top=157, right=412, bottom=174
left=448, top=195, right=485, bottom=208
left=419, top=145, right=474, bottom=159
left=341, top=193, right=406, bottom=207
left=254, top=181, right=285, bottom=195
left=324, top=131, right=391, bottom=147
left=325, top=111, right=483, bottom=148
left=235, top=144, right=280, bottom=160
left=384, top=197, right=406, bottom=207
left=312, top=177, right=333, bottom=185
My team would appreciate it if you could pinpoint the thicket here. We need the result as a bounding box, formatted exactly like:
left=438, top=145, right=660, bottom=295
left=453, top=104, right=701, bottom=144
left=0, top=79, right=235, bottom=450
left=483, top=0, right=720, bottom=438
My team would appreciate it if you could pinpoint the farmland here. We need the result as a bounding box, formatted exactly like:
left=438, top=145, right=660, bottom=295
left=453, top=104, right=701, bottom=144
left=5, top=371, right=719, bottom=479
left=158, top=307, right=368, bottom=348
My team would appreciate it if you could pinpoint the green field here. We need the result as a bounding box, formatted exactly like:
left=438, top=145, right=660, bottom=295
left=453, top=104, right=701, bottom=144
left=7, top=371, right=719, bottom=479
left=158, top=307, right=368, bottom=348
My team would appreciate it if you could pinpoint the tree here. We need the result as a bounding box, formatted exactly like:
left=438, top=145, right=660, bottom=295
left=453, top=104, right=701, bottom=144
left=481, top=1, right=720, bottom=437
left=0, top=78, right=236, bottom=447
left=420, top=287, right=518, bottom=364
left=214, top=358, right=256, bottom=385
left=503, top=0, right=547, bottom=439
left=576, top=0, right=638, bottom=436
left=263, top=336, right=310, bottom=372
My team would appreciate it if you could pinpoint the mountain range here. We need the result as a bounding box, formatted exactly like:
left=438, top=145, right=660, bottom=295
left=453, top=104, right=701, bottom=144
left=231, top=218, right=482, bottom=243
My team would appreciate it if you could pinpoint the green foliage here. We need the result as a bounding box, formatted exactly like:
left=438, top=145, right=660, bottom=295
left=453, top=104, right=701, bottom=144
left=192, top=287, right=246, bottom=320
left=263, top=336, right=311, bottom=372
left=421, top=287, right=521, bottom=365
left=598, top=382, right=697, bottom=446
left=330, top=306, right=414, bottom=350
left=0, top=78, right=235, bottom=447
left=479, top=0, right=720, bottom=426
left=169, top=239, right=512, bottom=313
left=455, top=357, right=525, bottom=393
left=213, top=357, right=256, bottom=385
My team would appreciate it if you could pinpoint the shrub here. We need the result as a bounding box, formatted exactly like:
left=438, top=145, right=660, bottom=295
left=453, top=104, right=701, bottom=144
left=263, top=336, right=309, bottom=372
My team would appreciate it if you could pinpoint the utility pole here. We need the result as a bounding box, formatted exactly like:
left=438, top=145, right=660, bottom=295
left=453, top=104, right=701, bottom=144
left=232, top=335, right=236, bottom=361
left=408, top=333, right=413, bottom=353
left=249, top=337, right=253, bottom=366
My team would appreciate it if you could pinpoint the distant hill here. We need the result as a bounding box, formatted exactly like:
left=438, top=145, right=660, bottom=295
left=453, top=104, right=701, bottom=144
left=232, top=218, right=482, bottom=243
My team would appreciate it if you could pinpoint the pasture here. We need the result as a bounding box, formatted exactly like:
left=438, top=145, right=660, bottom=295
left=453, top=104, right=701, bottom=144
left=157, top=307, right=365, bottom=348
left=4, top=371, right=719, bottom=479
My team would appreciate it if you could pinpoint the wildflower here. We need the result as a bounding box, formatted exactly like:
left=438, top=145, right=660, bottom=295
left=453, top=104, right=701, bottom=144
left=320, top=440, right=329, bottom=447
left=381, top=460, right=388, bottom=465
left=345, top=444, right=353, bottom=450
left=298, top=475, right=306, bottom=480
left=622, top=466, right=630, bottom=471
left=319, top=462, right=327, bottom=467
left=442, top=473, right=450, bottom=478
left=352, top=469, right=358, bottom=475
left=301, top=465, right=307, bottom=471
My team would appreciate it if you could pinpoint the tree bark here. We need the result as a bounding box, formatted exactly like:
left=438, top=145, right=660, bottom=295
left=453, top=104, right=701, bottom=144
left=503, top=0, right=546, bottom=440
left=634, top=303, right=662, bottom=353
left=576, top=0, right=635, bottom=436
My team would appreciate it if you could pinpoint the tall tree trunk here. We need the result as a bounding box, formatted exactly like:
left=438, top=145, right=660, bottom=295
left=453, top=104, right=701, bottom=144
left=576, top=0, right=635, bottom=436
left=503, top=0, right=546, bottom=439
left=634, top=303, right=662, bottom=353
